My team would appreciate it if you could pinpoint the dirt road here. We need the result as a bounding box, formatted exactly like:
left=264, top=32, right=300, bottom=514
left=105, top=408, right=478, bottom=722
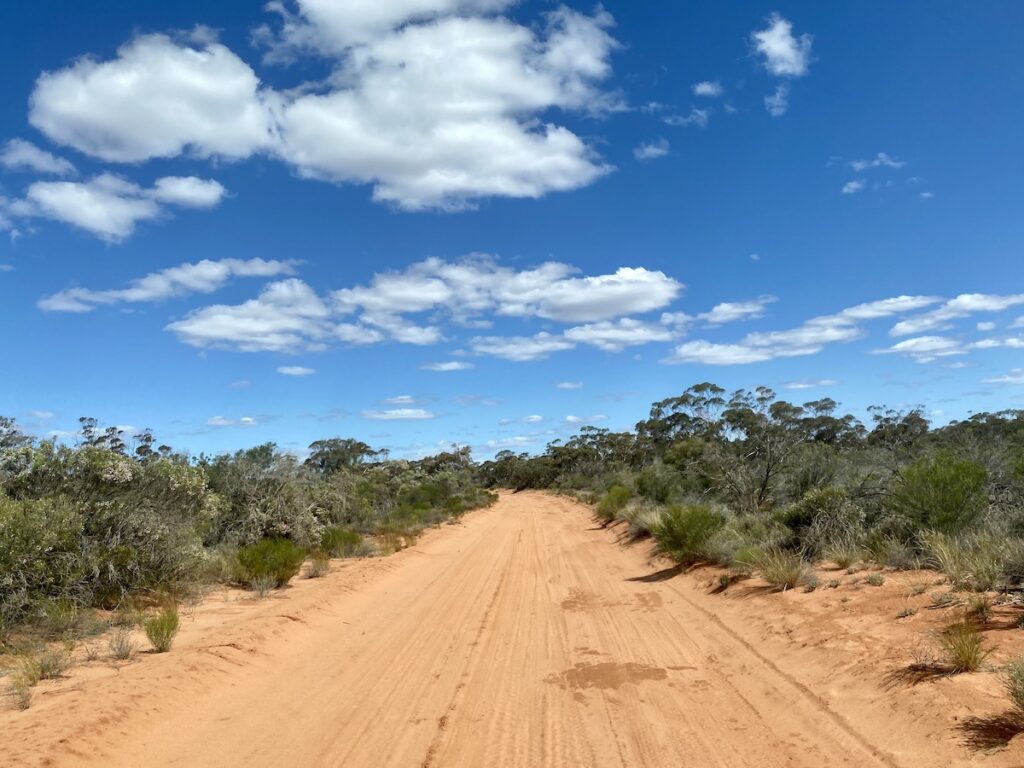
left=6, top=492, right=1004, bottom=767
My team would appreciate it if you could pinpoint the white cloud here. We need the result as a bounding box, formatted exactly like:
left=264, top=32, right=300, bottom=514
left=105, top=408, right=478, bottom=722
left=277, top=366, right=315, bottom=376
left=207, top=415, right=259, bottom=428
left=30, top=9, right=621, bottom=211
left=692, top=80, right=723, bottom=97
left=850, top=152, right=905, bottom=172
left=523, top=414, right=544, bottom=423
left=890, top=293, right=1024, bottom=337
left=699, top=295, right=777, bottom=326
left=752, top=14, right=812, bottom=77
left=556, top=381, right=583, bottom=389
left=633, top=138, right=669, bottom=161
left=875, top=335, right=966, bottom=363
left=422, top=361, right=474, bottom=371
left=784, top=378, right=838, bottom=390
left=27, top=410, right=56, bottom=420
left=764, top=84, right=789, bottom=116
left=11, top=173, right=226, bottom=241
left=362, top=408, right=435, bottom=420
left=471, top=332, right=575, bottom=361
left=39, top=257, right=295, bottom=312
left=384, top=395, right=416, bottom=404
left=920, top=191, right=935, bottom=199
left=563, top=318, right=673, bottom=351
left=664, top=294, right=938, bottom=365
left=0, top=139, right=75, bottom=175
left=30, top=31, right=278, bottom=163
left=565, top=414, right=606, bottom=424
left=984, top=369, right=1024, bottom=385
left=841, top=179, right=865, bottom=195
left=977, top=321, right=996, bottom=332
left=664, top=108, right=710, bottom=128
left=167, top=278, right=332, bottom=352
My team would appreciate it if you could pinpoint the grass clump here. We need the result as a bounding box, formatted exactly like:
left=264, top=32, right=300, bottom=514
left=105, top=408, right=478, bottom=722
left=930, top=591, right=959, bottom=609
left=320, top=527, right=365, bottom=558
left=651, top=504, right=725, bottom=565
left=108, top=628, right=137, bottom=660
left=306, top=552, right=330, bottom=579
left=38, top=647, right=71, bottom=678
left=234, top=538, right=306, bottom=589
left=596, top=485, right=632, bottom=524
left=1004, top=657, right=1024, bottom=721
left=743, top=548, right=811, bottom=591
left=865, top=573, right=886, bottom=587
left=966, top=595, right=992, bottom=624
left=938, top=622, right=992, bottom=673
left=143, top=605, right=180, bottom=653
left=897, top=606, right=918, bottom=619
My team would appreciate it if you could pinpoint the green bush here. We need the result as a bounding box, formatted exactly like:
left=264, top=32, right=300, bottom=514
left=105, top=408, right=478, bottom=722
left=143, top=605, right=180, bottom=653
left=742, top=547, right=811, bottom=591
left=1004, top=657, right=1024, bottom=720
left=234, top=538, right=306, bottom=589
left=938, top=621, right=991, bottom=673
left=891, top=451, right=988, bottom=534
left=596, top=485, right=632, bottom=522
left=651, top=504, right=726, bottom=565
left=320, top=527, right=365, bottom=558
left=635, top=464, right=677, bottom=504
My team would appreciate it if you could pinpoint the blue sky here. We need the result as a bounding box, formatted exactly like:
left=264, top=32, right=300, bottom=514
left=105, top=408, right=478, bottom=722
left=1, top=1, right=1023, bottom=459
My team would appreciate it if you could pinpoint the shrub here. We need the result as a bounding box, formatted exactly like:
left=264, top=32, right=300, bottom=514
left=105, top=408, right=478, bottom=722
left=922, top=531, right=1007, bottom=591
left=966, top=595, right=992, bottom=624
left=320, top=527, right=364, bottom=558
left=234, top=538, right=306, bottom=589
left=13, top=656, right=42, bottom=687
left=931, top=591, right=959, bottom=608
left=938, top=622, right=991, bottom=673
left=891, top=451, right=988, bottom=534
left=306, top=552, right=330, bottom=579
left=249, top=575, right=276, bottom=598
left=651, top=504, right=725, bottom=565
left=38, top=647, right=71, bottom=678
left=743, top=548, right=811, bottom=591
left=9, top=677, right=32, bottom=710
left=596, top=485, right=632, bottom=523
left=897, top=606, right=917, bottom=618
left=865, top=573, right=885, bottom=587
left=108, top=628, right=137, bottom=660
left=635, top=464, right=677, bottom=504
left=1006, top=657, right=1024, bottom=721
left=143, top=605, right=180, bottom=653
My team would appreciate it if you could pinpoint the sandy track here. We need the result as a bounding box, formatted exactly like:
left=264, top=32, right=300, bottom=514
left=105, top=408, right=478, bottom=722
left=5, top=492, right=1014, bottom=767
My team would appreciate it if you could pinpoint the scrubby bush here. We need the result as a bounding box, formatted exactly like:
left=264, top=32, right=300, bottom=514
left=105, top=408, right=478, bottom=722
left=320, top=527, right=365, bottom=558
left=743, top=548, right=811, bottom=591
left=307, top=552, right=330, bottom=578
left=651, top=504, right=726, bottom=565
left=143, top=605, right=180, bottom=653
left=596, top=485, right=632, bottom=523
left=108, top=628, right=136, bottom=660
left=1004, top=657, right=1024, bottom=721
left=938, top=622, right=991, bottom=673
left=891, top=451, right=988, bottom=534
left=234, top=538, right=306, bottom=589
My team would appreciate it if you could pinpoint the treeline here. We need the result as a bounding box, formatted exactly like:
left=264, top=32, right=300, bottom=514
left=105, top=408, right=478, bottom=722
left=0, top=417, right=494, bottom=637
left=479, top=383, right=1024, bottom=587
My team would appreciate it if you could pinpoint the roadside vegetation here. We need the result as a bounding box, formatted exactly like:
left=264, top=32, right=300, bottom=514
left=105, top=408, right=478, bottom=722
left=0, top=417, right=495, bottom=704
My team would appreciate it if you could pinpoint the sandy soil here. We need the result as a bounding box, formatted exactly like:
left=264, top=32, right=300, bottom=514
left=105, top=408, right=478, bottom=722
left=4, top=491, right=1024, bottom=767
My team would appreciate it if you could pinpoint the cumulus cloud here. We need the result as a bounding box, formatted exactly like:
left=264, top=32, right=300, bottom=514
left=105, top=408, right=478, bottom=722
left=0, top=139, right=75, bottom=175
left=9, top=173, right=226, bottom=240
left=784, top=378, right=838, bottom=390
left=556, top=381, right=583, bottom=389
left=890, top=293, right=1024, bottom=337
left=764, top=84, right=789, bottom=116
left=850, top=152, right=905, bottom=172
left=277, top=366, right=315, bottom=376
left=207, top=415, right=259, bottom=428
left=471, top=332, right=575, bottom=361
left=841, top=179, right=865, bottom=195
left=633, top=139, right=669, bottom=161
left=362, top=408, right=435, bottom=420
left=167, top=279, right=332, bottom=352
left=39, top=257, right=295, bottom=312
left=664, top=294, right=939, bottom=365
left=422, top=361, right=474, bottom=371
left=752, top=14, right=812, bottom=77
left=565, top=413, right=606, bottom=424
left=664, top=108, right=710, bottom=128
left=563, top=318, right=674, bottom=351
left=692, top=80, right=723, bottom=97
left=29, top=5, right=621, bottom=211
left=699, top=295, right=777, bottom=326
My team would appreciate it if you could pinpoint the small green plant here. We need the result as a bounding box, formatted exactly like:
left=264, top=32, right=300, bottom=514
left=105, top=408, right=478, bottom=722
left=966, top=595, right=992, bottom=624
left=234, top=538, right=306, bottom=589
left=938, top=622, right=991, bottom=673
left=143, top=605, right=180, bottom=653
left=1005, top=657, right=1024, bottom=721
left=827, top=579, right=841, bottom=589
left=306, top=552, right=330, bottom=579
left=865, top=573, right=885, bottom=587
left=249, top=575, right=276, bottom=597
left=108, top=628, right=136, bottom=660
left=38, top=647, right=71, bottom=679
left=14, top=656, right=42, bottom=687
left=930, top=591, right=958, bottom=609
left=896, top=606, right=918, bottom=619
left=908, top=582, right=929, bottom=597
left=596, top=485, right=632, bottom=523
left=320, top=527, right=365, bottom=558
left=651, top=504, right=725, bottom=565
left=824, top=542, right=860, bottom=570
left=803, top=573, right=820, bottom=593
left=9, top=678, right=32, bottom=710
left=745, top=548, right=810, bottom=591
